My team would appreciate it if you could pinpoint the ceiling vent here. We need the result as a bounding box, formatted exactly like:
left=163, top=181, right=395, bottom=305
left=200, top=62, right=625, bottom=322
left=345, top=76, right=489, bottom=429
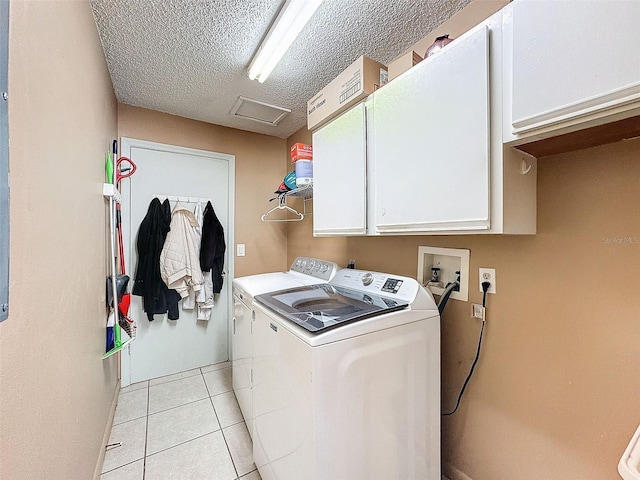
left=230, top=96, right=291, bottom=126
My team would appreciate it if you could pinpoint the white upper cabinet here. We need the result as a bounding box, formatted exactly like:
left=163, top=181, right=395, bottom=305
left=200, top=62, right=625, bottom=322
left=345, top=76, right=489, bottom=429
left=504, top=0, right=640, bottom=143
left=310, top=10, right=536, bottom=237
left=371, top=25, right=491, bottom=233
left=312, top=102, right=368, bottom=236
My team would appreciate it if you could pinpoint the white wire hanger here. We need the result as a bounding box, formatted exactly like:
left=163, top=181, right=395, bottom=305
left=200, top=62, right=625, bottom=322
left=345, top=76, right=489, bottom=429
left=261, top=195, right=304, bottom=222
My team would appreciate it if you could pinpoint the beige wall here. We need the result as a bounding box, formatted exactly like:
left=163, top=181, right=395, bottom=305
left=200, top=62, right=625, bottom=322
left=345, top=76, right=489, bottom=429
left=287, top=123, right=640, bottom=478
left=285, top=129, right=349, bottom=267
left=117, top=104, right=288, bottom=277
left=0, top=1, right=119, bottom=479
left=349, top=139, right=640, bottom=480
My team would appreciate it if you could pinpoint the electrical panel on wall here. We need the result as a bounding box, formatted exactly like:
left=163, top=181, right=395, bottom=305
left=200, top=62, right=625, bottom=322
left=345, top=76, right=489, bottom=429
left=417, top=246, right=470, bottom=302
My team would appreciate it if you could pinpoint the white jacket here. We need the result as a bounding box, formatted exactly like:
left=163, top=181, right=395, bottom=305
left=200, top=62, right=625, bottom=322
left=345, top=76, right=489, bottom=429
left=160, top=203, right=203, bottom=299
left=181, top=202, right=214, bottom=320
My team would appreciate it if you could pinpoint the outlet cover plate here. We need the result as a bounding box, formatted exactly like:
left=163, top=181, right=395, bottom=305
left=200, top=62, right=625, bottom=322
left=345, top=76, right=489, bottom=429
left=479, top=268, right=496, bottom=294
left=471, top=303, right=485, bottom=320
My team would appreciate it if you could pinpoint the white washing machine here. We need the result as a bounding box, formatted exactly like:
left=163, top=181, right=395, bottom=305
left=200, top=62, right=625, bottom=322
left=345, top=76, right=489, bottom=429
left=231, top=257, right=338, bottom=437
left=252, top=268, right=441, bottom=480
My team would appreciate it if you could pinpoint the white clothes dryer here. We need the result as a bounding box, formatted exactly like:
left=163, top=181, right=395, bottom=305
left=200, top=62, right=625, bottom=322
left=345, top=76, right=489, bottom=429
left=231, top=257, right=338, bottom=437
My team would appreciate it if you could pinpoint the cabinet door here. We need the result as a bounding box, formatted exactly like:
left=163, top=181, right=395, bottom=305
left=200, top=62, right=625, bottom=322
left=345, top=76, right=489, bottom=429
left=312, top=102, right=367, bottom=235
left=372, top=26, right=490, bottom=233
left=510, top=0, right=640, bottom=135
left=232, top=295, right=252, bottom=434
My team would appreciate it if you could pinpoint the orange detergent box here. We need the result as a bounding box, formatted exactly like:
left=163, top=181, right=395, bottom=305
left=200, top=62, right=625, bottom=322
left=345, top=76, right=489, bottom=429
left=290, top=143, right=313, bottom=162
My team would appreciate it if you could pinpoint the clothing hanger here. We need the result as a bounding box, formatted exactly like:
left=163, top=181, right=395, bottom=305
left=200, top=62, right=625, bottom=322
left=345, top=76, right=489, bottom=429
left=261, top=195, right=304, bottom=222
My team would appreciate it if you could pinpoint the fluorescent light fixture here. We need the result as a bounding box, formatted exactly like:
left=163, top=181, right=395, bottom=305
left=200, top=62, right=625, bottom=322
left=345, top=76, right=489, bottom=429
left=248, top=0, right=324, bottom=83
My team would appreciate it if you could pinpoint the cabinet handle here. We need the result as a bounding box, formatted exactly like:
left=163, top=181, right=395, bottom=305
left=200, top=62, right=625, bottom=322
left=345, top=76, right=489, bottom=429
left=233, top=318, right=236, bottom=335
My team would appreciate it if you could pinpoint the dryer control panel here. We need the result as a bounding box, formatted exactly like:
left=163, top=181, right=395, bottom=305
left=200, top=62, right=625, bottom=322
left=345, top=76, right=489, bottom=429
left=290, top=256, right=338, bottom=281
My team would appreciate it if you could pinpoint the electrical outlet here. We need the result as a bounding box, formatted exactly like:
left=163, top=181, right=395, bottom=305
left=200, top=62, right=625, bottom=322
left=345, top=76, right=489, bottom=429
left=479, top=268, right=496, bottom=294
left=236, top=244, right=246, bottom=257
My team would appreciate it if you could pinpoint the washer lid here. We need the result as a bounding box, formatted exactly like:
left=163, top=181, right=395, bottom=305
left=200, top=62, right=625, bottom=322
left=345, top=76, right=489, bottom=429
left=255, top=283, right=408, bottom=333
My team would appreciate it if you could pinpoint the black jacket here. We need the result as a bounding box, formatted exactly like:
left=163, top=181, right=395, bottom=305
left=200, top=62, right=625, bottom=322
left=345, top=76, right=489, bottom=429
left=132, top=198, right=180, bottom=320
left=199, top=201, right=226, bottom=293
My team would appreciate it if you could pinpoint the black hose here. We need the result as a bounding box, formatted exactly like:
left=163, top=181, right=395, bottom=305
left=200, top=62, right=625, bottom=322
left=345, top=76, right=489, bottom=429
left=437, top=280, right=460, bottom=315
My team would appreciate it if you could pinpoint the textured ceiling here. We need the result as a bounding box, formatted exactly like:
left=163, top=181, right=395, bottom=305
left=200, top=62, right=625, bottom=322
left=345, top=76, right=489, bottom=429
left=90, top=0, right=471, bottom=138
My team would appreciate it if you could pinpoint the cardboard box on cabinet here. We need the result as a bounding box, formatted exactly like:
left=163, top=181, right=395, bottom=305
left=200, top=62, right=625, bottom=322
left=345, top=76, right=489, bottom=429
left=388, top=51, right=423, bottom=81
left=307, top=55, right=387, bottom=131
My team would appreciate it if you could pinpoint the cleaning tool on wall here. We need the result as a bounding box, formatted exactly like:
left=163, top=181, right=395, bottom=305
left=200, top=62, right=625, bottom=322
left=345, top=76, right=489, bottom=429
left=115, top=140, right=136, bottom=271
left=104, top=146, right=124, bottom=358
left=103, top=140, right=137, bottom=359
left=113, top=140, right=137, bottom=337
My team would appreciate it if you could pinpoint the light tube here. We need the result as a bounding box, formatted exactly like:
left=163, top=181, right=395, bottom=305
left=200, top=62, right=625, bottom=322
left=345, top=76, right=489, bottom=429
left=248, top=0, right=324, bottom=83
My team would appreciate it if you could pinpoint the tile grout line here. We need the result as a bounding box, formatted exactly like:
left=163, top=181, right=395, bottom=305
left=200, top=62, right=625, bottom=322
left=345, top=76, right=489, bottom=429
left=148, top=371, right=202, bottom=387
left=101, top=458, right=145, bottom=476
left=146, top=370, right=217, bottom=417
left=144, top=431, right=224, bottom=459
left=219, top=405, right=241, bottom=479
left=147, top=395, right=212, bottom=417
left=142, top=380, right=150, bottom=480
left=202, top=368, right=241, bottom=479
left=144, top=362, right=231, bottom=389
left=111, top=385, right=149, bottom=427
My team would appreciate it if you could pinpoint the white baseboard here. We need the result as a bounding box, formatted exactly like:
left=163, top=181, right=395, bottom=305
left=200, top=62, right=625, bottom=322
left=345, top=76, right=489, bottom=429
left=92, top=380, right=121, bottom=480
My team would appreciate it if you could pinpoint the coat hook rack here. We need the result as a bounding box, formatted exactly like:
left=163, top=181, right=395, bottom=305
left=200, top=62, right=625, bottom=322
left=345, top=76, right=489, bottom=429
left=154, top=194, right=212, bottom=204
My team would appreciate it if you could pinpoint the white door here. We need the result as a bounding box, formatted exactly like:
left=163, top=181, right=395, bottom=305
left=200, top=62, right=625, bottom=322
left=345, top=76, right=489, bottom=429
left=120, top=138, right=234, bottom=386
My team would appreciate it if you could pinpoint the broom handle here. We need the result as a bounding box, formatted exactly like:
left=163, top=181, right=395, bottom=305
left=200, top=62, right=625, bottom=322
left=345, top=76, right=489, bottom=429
left=109, top=191, right=121, bottom=348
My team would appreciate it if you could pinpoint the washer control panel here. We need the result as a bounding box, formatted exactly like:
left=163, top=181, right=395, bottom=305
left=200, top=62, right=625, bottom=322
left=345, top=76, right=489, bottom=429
left=381, top=277, right=404, bottom=294
left=290, top=257, right=338, bottom=281
left=332, top=269, right=420, bottom=303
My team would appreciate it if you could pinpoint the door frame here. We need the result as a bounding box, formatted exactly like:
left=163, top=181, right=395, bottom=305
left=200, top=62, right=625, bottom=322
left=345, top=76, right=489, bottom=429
left=119, top=137, right=235, bottom=386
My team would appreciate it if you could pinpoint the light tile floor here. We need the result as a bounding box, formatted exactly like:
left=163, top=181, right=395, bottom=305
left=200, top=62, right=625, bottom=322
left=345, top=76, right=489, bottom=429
left=102, top=362, right=261, bottom=480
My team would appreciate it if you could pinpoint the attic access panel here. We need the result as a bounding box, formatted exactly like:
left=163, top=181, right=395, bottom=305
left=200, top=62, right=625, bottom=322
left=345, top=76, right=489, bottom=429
left=230, top=96, right=290, bottom=126
left=0, top=0, right=8, bottom=322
